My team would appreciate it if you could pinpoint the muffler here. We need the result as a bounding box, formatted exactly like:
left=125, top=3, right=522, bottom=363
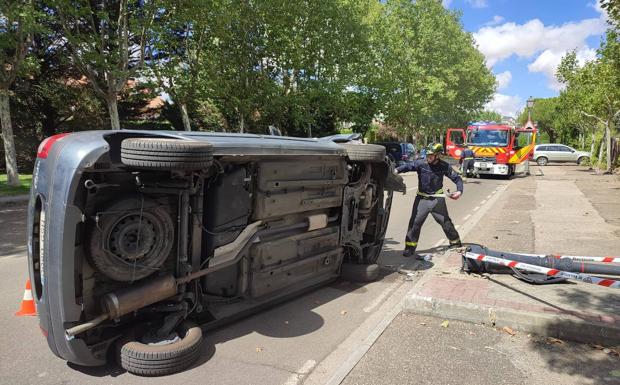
left=65, top=275, right=178, bottom=338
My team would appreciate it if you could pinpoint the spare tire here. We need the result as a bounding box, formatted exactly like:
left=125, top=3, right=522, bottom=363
left=118, top=321, right=203, bottom=377
left=121, top=138, right=214, bottom=170
left=341, top=143, right=386, bottom=162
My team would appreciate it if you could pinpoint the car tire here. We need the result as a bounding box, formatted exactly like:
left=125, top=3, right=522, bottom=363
left=577, top=156, right=589, bottom=165
left=341, top=143, right=386, bottom=162
left=341, top=262, right=380, bottom=282
left=536, top=157, right=548, bottom=166
left=88, top=197, right=174, bottom=282
left=121, top=138, right=214, bottom=170
left=118, top=321, right=203, bottom=377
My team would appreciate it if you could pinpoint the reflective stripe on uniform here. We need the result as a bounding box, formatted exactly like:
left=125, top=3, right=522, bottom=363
left=449, top=238, right=461, bottom=244
left=463, top=157, right=473, bottom=160
left=417, top=188, right=444, bottom=197
left=406, top=242, right=417, bottom=247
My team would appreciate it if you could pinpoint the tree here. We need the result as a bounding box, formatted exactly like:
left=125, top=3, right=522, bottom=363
left=517, top=98, right=563, bottom=143
left=373, top=0, right=495, bottom=139
left=0, top=0, right=41, bottom=185
left=471, top=110, right=502, bottom=123
left=557, top=32, right=620, bottom=171
left=52, top=0, right=156, bottom=129
left=147, top=0, right=223, bottom=131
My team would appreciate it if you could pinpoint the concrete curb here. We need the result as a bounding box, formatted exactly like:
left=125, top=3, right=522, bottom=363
left=403, top=294, right=620, bottom=346
left=0, top=194, right=29, bottom=205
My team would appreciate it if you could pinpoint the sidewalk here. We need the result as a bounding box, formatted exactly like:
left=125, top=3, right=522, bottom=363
left=401, top=165, right=620, bottom=345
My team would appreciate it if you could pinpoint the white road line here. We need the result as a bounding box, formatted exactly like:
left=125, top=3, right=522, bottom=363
left=283, top=360, right=317, bottom=385
left=0, top=208, right=26, bottom=213
left=473, top=206, right=480, bottom=211
left=363, top=280, right=402, bottom=313
left=486, top=194, right=493, bottom=199
left=462, top=214, right=472, bottom=221
left=480, top=200, right=487, bottom=204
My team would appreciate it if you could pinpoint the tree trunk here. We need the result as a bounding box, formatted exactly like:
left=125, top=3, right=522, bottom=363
left=590, top=128, right=596, bottom=156
left=179, top=103, right=192, bottom=131
left=239, top=112, right=244, bottom=133
left=106, top=94, right=121, bottom=130
left=606, top=122, right=612, bottom=172
left=598, top=128, right=606, bottom=170
left=0, top=89, right=20, bottom=186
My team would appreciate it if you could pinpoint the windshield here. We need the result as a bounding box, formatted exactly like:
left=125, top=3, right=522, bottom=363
left=467, top=129, right=509, bottom=146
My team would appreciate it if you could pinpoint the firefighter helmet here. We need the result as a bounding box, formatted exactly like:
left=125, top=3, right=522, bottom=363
left=426, top=142, right=444, bottom=155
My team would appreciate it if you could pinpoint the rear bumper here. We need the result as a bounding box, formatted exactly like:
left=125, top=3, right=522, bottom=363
left=474, top=162, right=509, bottom=175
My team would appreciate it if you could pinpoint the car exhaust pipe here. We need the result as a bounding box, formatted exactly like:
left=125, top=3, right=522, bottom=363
left=65, top=275, right=178, bottom=338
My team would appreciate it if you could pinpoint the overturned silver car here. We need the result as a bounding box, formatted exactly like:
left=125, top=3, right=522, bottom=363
left=27, top=130, right=405, bottom=376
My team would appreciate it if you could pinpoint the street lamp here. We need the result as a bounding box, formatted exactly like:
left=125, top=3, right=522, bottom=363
left=526, top=96, right=534, bottom=122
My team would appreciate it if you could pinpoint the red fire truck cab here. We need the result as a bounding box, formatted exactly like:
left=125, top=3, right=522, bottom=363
left=445, top=122, right=537, bottom=177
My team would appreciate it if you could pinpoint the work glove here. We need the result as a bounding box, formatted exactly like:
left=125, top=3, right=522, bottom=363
left=449, top=191, right=462, bottom=200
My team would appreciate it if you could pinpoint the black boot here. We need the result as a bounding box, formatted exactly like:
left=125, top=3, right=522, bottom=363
left=403, top=246, right=416, bottom=258
left=448, top=240, right=462, bottom=249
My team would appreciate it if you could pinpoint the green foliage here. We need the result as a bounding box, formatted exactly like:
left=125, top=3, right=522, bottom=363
left=470, top=110, right=503, bottom=123
left=375, top=0, right=495, bottom=137
left=0, top=174, right=31, bottom=195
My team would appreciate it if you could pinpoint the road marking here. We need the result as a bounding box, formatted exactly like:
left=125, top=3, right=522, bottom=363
left=462, top=214, right=472, bottom=221
left=364, top=280, right=402, bottom=313
left=284, top=359, right=317, bottom=385
left=487, top=194, right=493, bottom=199
left=480, top=200, right=487, bottom=204
left=0, top=208, right=26, bottom=214
left=473, top=206, right=480, bottom=211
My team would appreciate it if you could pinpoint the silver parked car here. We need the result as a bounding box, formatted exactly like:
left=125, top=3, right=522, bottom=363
left=532, top=144, right=590, bottom=166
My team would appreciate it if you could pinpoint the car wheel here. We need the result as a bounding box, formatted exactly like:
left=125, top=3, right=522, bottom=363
left=341, top=143, right=386, bottom=162
left=88, top=197, right=174, bottom=282
left=536, top=157, right=548, bottom=166
left=118, top=321, right=203, bottom=377
left=121, top=138, right=214, bottom=170
left=577, top=156, right=589, bottom=165
left=341, top=263, right=380, bottom=282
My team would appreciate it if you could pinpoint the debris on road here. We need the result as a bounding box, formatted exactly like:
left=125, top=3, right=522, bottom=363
left=501, top=326, right=517, bottom=336
left=441, top=320, right=449, bottom=328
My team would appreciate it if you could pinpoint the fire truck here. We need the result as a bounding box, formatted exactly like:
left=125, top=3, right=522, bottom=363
left=445, top=121, right=537, bottom=177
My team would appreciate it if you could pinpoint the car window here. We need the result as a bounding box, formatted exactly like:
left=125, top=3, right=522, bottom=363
left=450, top=131, right=464, bottom=144
left=536, top=145, right=547, bottom=151
left=558, top=146, right=573, bottom=152
left=547, top=146, right=561, bottom=151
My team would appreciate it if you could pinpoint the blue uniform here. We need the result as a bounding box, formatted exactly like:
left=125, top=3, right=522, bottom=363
left=396, top=158, right=463, bottom=253
left=460, top=148, right=475, bottom=176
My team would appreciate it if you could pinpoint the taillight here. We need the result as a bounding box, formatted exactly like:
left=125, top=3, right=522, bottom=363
left=37, top=133, right=70, bottom=159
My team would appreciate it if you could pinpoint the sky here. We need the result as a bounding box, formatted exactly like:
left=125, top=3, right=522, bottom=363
left=442, top=0, right=610, bottom=117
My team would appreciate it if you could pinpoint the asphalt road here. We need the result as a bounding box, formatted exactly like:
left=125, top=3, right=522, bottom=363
left=0, top=170, right=509, bottom=385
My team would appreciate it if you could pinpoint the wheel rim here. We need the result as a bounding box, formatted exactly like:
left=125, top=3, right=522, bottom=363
left=109, top=215, right=157, bottom=261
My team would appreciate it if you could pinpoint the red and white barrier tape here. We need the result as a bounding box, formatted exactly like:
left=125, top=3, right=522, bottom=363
left=463, top=252, right=620, bottom=289
left=515, top=253, right=620, bottom=263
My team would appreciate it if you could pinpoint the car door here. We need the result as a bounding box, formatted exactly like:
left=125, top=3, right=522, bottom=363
left=546, top=145, right=563, bottom=162
left=555, top=145, right=574, bottom=162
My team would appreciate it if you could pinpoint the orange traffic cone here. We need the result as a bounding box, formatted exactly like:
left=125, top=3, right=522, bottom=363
left=15, top=279, right=36, bottom=316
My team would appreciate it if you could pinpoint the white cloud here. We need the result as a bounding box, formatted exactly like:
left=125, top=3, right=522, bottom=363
left=527, top=47, right=597, bottom=90
left=467, top=0, right=488, bottom=9
left=484, top=15, right=505, bottom=26
left=485, top=93, right=523, bottom=117
left=474, top=17, right=605, bottom=67
left=495, top=71, right=512, bottom=90
left=473, top=6, right=607, bottom=92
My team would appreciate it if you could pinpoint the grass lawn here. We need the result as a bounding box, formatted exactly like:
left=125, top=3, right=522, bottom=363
left=0, top=174, right=32, bottom=196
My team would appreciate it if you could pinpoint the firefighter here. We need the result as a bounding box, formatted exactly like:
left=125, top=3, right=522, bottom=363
left=459, top=147, right=475, bottom=179
left=395, top=142, right=463, bottom=259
